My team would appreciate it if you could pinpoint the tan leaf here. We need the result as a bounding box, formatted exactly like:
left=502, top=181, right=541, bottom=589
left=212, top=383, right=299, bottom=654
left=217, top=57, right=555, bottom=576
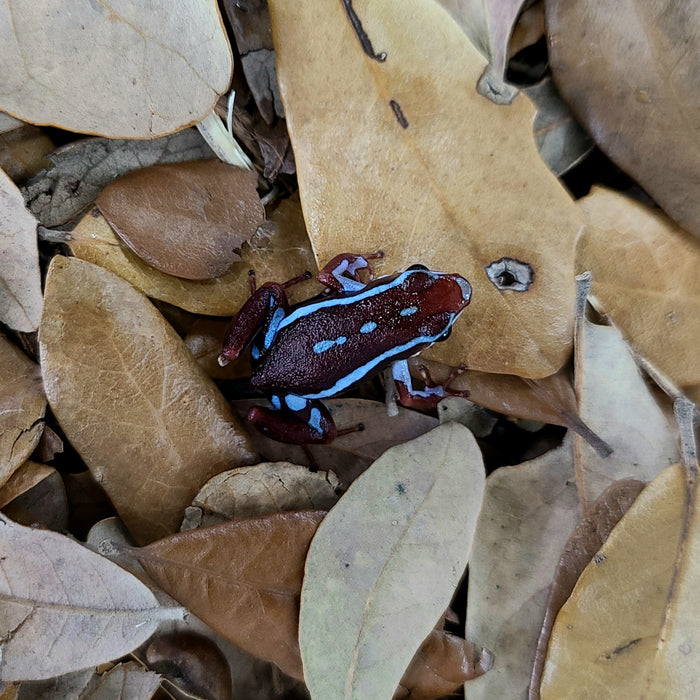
left=0, top=514, right=181, bottom=681
left=69, top=196, right=317, bottom=315
left=0, top=169, right=42, bottom=331
left=0, top=124, right=53, bottom=184
left=96, top=161, right=264, bottom=280
left=0, top=334, right=46, bottom=487
left=24, top=130, right=215, bottom=228
left=540, top=463, right=700, bottom=698
left=465, top=434, right=581, bottom=700
left=2, top=467, right=68, bottom=533
left=39, top=256, right=256, bottom=543
left=136, top=510, right=326, bottom=680
left=269, top=0, right=582, bottom=378
left=0, top=461, right=54, bottom=509
left=181, top=462, right=343, bottom=530
left=576, top=187, right=700, bottom=391
left=530, top=478, right=646, bottom=697
left=547, top=1, right=700, bottom=238
left=0, top=1, right=232, bottom=138
left=300, top=423, right=485, bottom=699
left=573, top=275, right=679, bottom=509
left=80, top=662, right=161, bottom=700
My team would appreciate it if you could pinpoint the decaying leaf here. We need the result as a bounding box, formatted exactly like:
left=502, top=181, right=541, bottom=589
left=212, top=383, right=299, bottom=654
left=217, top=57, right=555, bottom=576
left=96, top=161, right=264, bottom=280
left=0, top=514, right=181, bottom=681
left=0, top=1, right=232, bottom=138
left=530, top=478, right=646, bottom=698
left=465, top=434, right=580, bottom=700
left=540, top=462, right=700, bottom=698
left=39, top=256, right=256, bottom=543
left=547, top=0, right=700, bottom=238
left=181, top=462, right=343, bottom=530
left=0, top=334, right=46, bottom=487
left=269, top=0, right=582, bottom=378
left=23, top=130, right=214, bottom=227
left=136, top=510, right=326, bottom=680
left=577, top=187, right=700, bottom=392
left=69, top=196, right=317, bottom=316
left=300, top=423, right=485, bottom=699
left=574, top=275, right=678, bottom=509
left=0, top=169, right=42, bottom=331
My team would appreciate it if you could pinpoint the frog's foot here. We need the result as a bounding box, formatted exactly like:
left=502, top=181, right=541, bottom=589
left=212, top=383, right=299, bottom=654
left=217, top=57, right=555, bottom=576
left=392, top=360, right=469, bottom=411
left=317, top=251, right=384, bottom=292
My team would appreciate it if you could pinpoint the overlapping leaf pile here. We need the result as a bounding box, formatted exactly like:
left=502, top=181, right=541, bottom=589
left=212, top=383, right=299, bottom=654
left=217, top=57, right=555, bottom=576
left=0, top=1, right=699, bottom=699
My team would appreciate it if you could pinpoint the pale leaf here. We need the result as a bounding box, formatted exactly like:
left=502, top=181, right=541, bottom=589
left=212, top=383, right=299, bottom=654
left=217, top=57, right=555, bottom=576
left=39, top=256, right=256, bottom=544
left=0, top=169, right=42, bottom=331
left=0, top=1, right=232, bottom=138
left=0, top=514, right=181, bottom=681
left=300, top=423, right=485, bottom=699
left=80, top=662, right=161, bottom=700
left=269, top=0, right=582, bottom=378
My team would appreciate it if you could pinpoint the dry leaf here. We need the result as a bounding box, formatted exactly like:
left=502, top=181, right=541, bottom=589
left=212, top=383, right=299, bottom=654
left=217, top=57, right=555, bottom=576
left=232, top=397, right=439, bottom=483
left=530, top=478, right=645, bottom=698
left=181, top=462, right=343, bottom=530
left=540, top=463, right=700, bottom=698
left=136, top=510, right=326, bottom=680
left=96, top=161, right=264, bottom=280
left=81, top=662, right=161, bottom=700
left=576, top=187, right=700, bottom=391
left=0, top=168, right=42, bottom=331
left=23, top=130, right=214, bottom=228
left=0, top=461, right=54, bottom=509
left=300, top=423, right=485, bottom=699
left=0, top=334, right=46, bottom=487
left=0, top=124, right=53, bottom=184
left=574, top=276, right=678, bottom=509
left=0, top=1, right=232, bottom=138
left=39, top=256, right=256, bottom=543
left=69, top=197, right=316, bottom=315
left=0, top=514, right=181, bottom=681
left=547, top=0, right=700, bottom=238
left=12, top=669, right=95, bottom=700
left=3, top=468, right=68, bottom=532
left=465, top=434, right=580, bottom=700
left=184, top=317, right=252, bottom=380
left=269, top=0, right=582, bottom=378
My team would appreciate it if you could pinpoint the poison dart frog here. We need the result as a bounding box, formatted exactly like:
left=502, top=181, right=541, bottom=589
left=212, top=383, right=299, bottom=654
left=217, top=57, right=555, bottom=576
left=219, top=252, right=472, bottom=445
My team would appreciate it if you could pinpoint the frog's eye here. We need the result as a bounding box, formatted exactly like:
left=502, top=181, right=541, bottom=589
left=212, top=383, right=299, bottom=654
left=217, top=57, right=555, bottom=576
left=407, top=263, right=429, bottom=271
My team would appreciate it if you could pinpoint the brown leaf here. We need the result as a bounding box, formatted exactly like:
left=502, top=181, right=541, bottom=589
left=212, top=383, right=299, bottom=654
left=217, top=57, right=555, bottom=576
left=547, top=0, right=700, bottom=238
left=69, top=195, right=316, bottom=316
left=0, top=514, right=181, bottom=681
left=576, top=187, right=700, bottom=391
left=396, top=629, right=487, bottom=699
left=23, top=130, right=215, bottom=228
left=0, top=124, right=53, bottom=184
left=0, top=334, right=46, bottom=487
left=0, top=461, right=54, bottom=509
left=39, top=256, right=256, bottom=543
left=530, top=478, right=646, bottom=698
left=136, top=511, right=326, bottom=679
left=0, top=169, right=42, bottom=331
left=2, top=468, right=68, bottom=532
left=96, top=161, right=264, bottom=280
left=0, top=2, right=232, bottom=138
left=269, top=0, right=582, bottom=377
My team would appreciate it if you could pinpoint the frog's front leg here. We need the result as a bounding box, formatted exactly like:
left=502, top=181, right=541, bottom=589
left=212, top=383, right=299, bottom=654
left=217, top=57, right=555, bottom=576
left=317, top=251, right=384, bottom=292
left=247, top=395, right=339, bottom=444
left=391, top=360, right=469, bottom=411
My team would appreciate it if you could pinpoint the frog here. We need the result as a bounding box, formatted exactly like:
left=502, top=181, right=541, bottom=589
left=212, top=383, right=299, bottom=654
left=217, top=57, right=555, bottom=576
left=219, top=252, right=471, bottom=444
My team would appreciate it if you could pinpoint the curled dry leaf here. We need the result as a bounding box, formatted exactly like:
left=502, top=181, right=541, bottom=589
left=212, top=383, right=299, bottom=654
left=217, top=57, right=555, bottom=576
left=573, top=276, right=678, bottom=509
left=181, top=462, right=343, bottom=530
left=23, top=130, right=214, bottom=228
left=96, top=161, right=264, bottom=280
left=577, top=187, right=700, bottom=392
left=547, top=0, right=700, bottom=238
left=69, top=197, right=317, bottom=316
left=540, top=463, right=700, bottom=697
left=0, top=1, right=232, bottom=138
left=530, top=478, right=646, bottom=698
left=269, top=0, right=582, bottom=378
left=136, top=510, right=326, bottom=680
left=39, top=256, right=256, bottom=544
left=465, top=434, right=580, bottom=700
left=0, top=334, right=46, bottom=488
left=0, top=514, right=181, bottom=681
left=300, top=423, right=485, bottom=700
left=0, top=169, right=42, bottom=331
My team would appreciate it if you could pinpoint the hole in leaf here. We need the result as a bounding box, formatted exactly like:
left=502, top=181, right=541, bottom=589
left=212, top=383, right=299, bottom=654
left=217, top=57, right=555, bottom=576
left=485, top=257, right=535, bottom=292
